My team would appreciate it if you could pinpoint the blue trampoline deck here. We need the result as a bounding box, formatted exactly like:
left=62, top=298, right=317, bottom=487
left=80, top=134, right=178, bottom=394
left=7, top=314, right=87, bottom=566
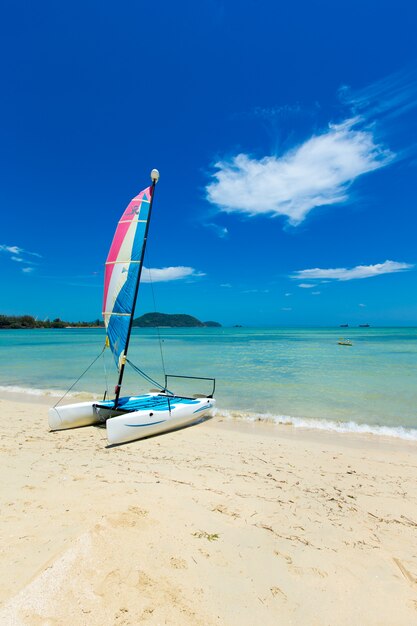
left=97, top=394, right=200, bottom=412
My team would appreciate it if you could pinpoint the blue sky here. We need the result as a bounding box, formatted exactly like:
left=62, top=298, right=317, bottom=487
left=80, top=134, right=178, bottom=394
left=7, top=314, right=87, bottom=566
left=1, top=0, right=416, bottom=326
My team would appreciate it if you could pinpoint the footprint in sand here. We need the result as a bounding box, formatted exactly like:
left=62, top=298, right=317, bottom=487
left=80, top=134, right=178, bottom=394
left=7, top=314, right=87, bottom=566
left=270, top=586, right=287, bottom=600
left=94, top=569, right=122, bottom=596
left=212, top=503, right=240, bottom=518
left=170, top=557, right=188, bottom=569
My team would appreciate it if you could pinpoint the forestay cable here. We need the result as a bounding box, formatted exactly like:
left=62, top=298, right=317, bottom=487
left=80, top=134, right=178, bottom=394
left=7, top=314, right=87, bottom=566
left=145, top=256, right=167, bottom=379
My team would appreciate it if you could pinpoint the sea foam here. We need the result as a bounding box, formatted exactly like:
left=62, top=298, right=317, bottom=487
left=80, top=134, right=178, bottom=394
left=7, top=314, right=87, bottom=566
left=0, top=385, right=99, bottom=400
left=215, top=408, right=417, bottom=441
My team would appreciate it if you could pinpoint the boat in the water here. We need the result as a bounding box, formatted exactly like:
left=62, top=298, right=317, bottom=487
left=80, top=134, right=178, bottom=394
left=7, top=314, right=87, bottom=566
left=338, top=338, right=352, bottom=346
left=49, top=169, right=216, bottom=445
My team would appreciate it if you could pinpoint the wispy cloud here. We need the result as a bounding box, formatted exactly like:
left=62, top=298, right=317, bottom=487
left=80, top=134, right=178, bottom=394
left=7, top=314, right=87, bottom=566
left=204, top=222, right=229, bottom=238
left=340, top=67, right=417, bottom=124
left=311, top=291, right=321, bottom=295
left=0, top=244, right=41, bottom=258
left=293, top=260, right=413, bottom=282
left=0, top=243, right=42, bottom=273
left=298, top=283, right=317, bottom=288
left=142, top=266, right=206, bottom=283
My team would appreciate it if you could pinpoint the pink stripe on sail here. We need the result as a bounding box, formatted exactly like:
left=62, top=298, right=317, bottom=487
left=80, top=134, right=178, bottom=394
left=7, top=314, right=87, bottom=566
left=106, top=221, right=131, bottom=264
left=102, top=186, right=152, bottom=314
left=106, top=187, right=151, bottom=263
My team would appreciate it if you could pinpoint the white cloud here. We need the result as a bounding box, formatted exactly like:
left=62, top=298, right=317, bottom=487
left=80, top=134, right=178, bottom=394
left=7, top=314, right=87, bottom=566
left=206, top=118, right=394, bottom=225
left=293, top=260, right=413, bottom=282
left=312, top=291, right=321, bottom=295
left=284, top=292, right=292, bottom=296
left=205, top=223, right=229, bottom=238
left=0, top=244, right=41, bottom=258
left=1, top=245, right=19, bottom=254
left=359, top=303, right=366, bottom=307
left=298, top=283, right=317, bottom=288
left=142, top=266, right=205, bottom=282
left=22, top=267, right=34, bottom=273
left=221, top=283, right=232, bottom=288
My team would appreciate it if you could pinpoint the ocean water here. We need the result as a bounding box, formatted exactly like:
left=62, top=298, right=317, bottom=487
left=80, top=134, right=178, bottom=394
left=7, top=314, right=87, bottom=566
left=1, top=327, right=417, bottom=439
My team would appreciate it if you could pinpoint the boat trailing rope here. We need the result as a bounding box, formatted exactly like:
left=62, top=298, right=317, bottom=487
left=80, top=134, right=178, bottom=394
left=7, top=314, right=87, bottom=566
left=53, top=344, right=107, bottom=408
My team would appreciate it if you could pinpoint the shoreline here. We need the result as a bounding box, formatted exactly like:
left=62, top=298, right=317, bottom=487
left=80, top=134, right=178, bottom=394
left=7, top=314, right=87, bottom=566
left=1, top=384, right=417, bottom=444
left=1, top=394, right=416, bottom=624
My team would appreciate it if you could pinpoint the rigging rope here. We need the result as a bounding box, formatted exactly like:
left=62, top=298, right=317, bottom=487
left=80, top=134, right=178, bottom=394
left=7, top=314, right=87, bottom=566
left=102, top=347, right=109, bottom=400
left=126, top=358, right=173, bottom=395
left=53, top=344, right=107, bottom=408
left=145, top=254, right=167, bottom=378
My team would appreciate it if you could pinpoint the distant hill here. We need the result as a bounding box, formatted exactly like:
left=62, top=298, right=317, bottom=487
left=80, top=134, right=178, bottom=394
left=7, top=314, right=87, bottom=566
left=133, top=313, right=221, bottom=328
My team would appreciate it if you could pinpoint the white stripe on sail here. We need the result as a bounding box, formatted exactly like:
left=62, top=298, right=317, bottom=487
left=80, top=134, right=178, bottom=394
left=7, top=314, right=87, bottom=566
left=119, top=219, right=148, bottom=224
left=104, top=219, right=138, bottom=318
left=105, top=260, right=141, bottom=266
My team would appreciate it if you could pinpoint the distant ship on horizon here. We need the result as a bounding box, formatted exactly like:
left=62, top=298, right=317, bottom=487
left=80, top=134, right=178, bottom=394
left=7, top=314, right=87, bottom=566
left=339, top=324, right=349, bottom=328
left=359, top=324, right=370, bottom=327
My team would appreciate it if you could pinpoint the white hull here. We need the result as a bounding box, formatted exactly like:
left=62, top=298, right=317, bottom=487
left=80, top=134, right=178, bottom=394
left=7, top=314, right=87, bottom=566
left=49, top=402, right=99, bottom=430
left=48, top=394, right=215, bottom=445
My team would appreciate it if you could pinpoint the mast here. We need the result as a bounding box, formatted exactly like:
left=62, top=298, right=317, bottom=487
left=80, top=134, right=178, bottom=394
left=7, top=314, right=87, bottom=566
left=114, top=168, right=160, bottom=406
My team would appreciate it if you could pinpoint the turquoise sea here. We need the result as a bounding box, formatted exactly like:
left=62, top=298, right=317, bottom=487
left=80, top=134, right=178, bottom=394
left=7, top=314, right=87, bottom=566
left=2, top=327, right=417, bottom=439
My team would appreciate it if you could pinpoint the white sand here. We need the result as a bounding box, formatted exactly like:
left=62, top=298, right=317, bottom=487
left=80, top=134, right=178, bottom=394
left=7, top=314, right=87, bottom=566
left=1, top=393, right=417, bottom=625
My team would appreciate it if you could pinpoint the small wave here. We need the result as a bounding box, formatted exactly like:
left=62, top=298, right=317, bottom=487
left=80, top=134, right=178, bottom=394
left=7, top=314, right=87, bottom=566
left=0, top=385, right=100, bottom=400
left=215, top=409, right=417, bottom=441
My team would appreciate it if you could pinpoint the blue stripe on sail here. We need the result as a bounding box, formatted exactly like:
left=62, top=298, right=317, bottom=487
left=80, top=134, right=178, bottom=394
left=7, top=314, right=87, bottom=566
left=139, top=202, right=150, bottom=221
left=107, top=207, right=149, bottom=367
left=113, top=263, right=140, bottom=315
left=106, top=314, right=130, bottom=368
left=131, top=221, right=146, bottom=261
left=108, top=263, right=139, bottom=367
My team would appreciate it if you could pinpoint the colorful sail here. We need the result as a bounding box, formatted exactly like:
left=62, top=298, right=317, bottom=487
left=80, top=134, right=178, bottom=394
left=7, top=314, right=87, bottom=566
left=103, top=186, right=153, bottom=369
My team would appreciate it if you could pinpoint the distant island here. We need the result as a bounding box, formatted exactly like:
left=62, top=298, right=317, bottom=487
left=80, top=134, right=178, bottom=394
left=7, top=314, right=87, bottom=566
left=0, top=315, right=104, bottom=329
left=133, top=313, right=221, bottom=328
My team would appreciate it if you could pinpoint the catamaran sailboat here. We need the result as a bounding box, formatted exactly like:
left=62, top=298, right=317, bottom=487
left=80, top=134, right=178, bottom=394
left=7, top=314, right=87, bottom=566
left=48, top=169, right=216, bottom=445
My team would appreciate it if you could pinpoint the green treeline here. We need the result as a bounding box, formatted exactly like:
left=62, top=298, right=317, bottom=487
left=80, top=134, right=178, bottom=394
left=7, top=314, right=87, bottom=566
left=0, top=313, right=221, bottom=329
left=0, top=315, right=104, bottom=329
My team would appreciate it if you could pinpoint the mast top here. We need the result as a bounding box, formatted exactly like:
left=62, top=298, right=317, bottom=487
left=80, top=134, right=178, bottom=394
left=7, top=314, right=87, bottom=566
left=150, top=169, right=160, bottom=183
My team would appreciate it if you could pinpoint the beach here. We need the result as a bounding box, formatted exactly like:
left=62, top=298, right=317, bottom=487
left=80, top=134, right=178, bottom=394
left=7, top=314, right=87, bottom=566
left=1, top=392, right=417, bottom=625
